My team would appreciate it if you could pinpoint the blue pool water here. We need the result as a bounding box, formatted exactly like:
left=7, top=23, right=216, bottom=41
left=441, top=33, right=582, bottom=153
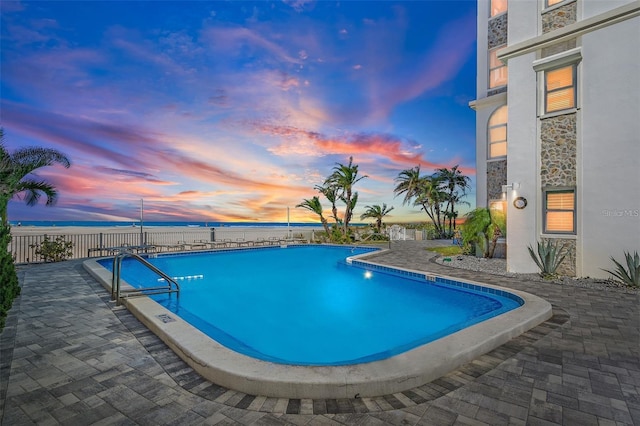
left=100, top=245, right=522, bottom=365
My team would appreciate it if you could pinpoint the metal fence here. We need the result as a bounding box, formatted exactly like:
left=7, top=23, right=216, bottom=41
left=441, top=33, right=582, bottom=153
left=8, top=227, right=322, bottom=264
left=5, top=225, right=424, bottom=264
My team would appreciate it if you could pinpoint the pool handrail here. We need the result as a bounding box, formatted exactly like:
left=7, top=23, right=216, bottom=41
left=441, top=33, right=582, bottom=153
left=111, top=249, right=180, bottom=305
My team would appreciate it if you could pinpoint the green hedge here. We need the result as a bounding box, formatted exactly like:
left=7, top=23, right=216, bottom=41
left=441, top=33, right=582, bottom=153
left=0, top=223, right=20, bottom=330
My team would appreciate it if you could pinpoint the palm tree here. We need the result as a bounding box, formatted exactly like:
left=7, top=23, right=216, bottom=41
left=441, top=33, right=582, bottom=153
left=393, top=166, right=423, bottom=206
left=324, top=157, right=367, bottom=235
left=0, top=129, right=71, bottom=224
left=461, top=207, right=505, bottom=258
left=416, top=174, right=447, bottom=237
left=434, top=165, right=471, bottom=234
left=346, top=192, right=359, bottom=232
left=314, top=183, right=341, bottom=226
left=360, top=204, right=394, bottom=234
left=0, top=128, right=70, bottom=330
left=296, top=196, right=331, bottom=235
left=444, top=191, right=470, bottom=231
left=394, top=167, right=445, bottom=237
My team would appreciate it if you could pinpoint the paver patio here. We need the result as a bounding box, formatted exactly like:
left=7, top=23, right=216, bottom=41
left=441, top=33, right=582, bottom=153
left=1, top=241, right=638, bottom=425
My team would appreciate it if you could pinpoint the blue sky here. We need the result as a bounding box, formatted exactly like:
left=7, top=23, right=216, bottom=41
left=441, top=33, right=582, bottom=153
left=1, top=0, right=477, bottom=223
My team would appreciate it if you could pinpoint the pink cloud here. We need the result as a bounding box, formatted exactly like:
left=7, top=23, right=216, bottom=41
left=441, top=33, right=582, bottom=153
left=4, top=22, right=55, bottom=46
left=367, top=13, right=476, bottom=120
left=1, top=101, right=163, bottom=169
left=7, top=47, right=105, bottom=89
left=254, top=123, right=454, bottom=170
left=159, top=152, right=298, bottom=192
left=107, top=26, right=197, bottom=76
left=2, top=2, right=477, bottom=223
left=282, top=0, right=315, bottom=13
left=201, top=26, right=302, bottom=65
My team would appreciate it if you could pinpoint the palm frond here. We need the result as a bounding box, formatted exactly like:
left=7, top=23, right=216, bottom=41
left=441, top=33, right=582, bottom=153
left=14, top=180, right=58, bottom=206
left=11, top=146, right=71, bottom=171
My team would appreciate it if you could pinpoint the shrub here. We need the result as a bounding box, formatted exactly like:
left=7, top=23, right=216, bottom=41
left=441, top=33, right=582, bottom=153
left=461, top=242, right=475, bottom=256
left=602, top=251, right=640, bottom=287
left=461, top=208, right=505, bottom=258
left=30, top=235, right=73, bottom=262
left=527, top=240, right=568, bottom=279
left=0, top=223, right=20, bottom=330
left=359, top=230, right=388, bottom=242
left=312, top=230, right=330, bottom=243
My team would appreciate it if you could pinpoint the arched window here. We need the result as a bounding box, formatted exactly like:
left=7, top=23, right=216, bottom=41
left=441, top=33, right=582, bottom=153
left=488, top=105, right=508, bottom=158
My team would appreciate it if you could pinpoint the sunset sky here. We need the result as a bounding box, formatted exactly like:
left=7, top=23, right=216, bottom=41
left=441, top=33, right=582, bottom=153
left=1, top=0, right=477, bottom=224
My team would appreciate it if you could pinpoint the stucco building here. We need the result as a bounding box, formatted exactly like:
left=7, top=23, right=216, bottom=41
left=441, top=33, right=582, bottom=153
left=470, top=0, right=640, bottom=277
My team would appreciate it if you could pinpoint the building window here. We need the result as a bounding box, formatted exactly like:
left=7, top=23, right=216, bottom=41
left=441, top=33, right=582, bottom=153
left=546, top=0, right=565, bottom=7
left=544, top=189, right=575, bottom=233
left=488, top=105, right=508, bottom=158
left=489, top=47, right=508, bottom=88
left=545, top=65, right=576, bottom=113
left=489, top=199, right=507, bottom=216
left=490, top=0, right=507, bottom=17
left=489, top=200, right=507, bottom=232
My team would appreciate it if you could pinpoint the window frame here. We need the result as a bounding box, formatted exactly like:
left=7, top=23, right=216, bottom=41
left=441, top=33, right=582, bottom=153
left=488, top=46, right=508, bottom=89
left=544, top=64, right=577, bottom=114
left=488, top=105, right=508, bottom=159
left=545, top=0, right=566, bottom=8
left=543, top=187, right=576, bottom=234
left=533, top=47, right=581, bottom=117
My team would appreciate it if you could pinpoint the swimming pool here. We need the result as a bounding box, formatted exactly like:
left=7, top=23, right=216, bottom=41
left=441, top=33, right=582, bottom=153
left=98, top=245, right=521, bottom=366
left=85, top=245, right=552, bottom=398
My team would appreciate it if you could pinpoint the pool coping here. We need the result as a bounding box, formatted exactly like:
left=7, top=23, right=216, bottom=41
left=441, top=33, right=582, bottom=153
left=82, top=245, right=553, bottom=400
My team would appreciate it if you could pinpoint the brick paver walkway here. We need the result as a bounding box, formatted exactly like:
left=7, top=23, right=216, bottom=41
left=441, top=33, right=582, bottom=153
left=1, top=241, right=638, bottom=425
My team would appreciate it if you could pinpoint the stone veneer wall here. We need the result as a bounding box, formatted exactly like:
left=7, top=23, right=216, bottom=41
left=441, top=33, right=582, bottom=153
left=542, top=1, right=577, bottom=33
left=542, top=39, right=577, bottom=58
left=540, top=113, right=577, bottom=186
left=540, top=112, right=577, bottom=276
left=542, top=237, right=576, bottom=276
left=488, top=13, right=508, bottom=49
left=487, top=159, right=507, bottom=201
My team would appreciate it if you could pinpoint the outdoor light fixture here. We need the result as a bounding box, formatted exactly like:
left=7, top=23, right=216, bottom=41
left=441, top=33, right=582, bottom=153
left=502, top=182, right=521, bottom=193
left=501, top=183, right=527, bottom=209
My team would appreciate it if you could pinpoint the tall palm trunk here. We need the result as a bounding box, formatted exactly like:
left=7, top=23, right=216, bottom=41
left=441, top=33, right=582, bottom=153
left=343, top=188, right=352, bottom=235
left=319, top=216, right=331, bottom=236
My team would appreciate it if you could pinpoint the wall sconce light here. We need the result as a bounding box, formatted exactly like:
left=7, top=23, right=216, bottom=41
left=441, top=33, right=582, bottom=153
left=502, top=182, right=521, bottom=193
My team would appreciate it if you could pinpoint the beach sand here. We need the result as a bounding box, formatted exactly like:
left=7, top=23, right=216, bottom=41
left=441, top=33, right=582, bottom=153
left=11, top=225, right=212, bottom=235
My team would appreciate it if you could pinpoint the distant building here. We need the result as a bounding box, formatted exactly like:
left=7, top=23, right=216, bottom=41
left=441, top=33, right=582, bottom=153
left=470, top=0, right=640, bottom=277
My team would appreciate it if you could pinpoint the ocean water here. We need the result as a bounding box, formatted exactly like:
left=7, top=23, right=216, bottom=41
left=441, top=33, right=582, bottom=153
left=9, top=220, right=327, bottom=228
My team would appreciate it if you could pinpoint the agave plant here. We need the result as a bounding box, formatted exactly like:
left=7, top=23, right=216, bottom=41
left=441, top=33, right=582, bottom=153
left=527, top=240, right=568, bottom=279
left=602, top=251, right=640, bottom=287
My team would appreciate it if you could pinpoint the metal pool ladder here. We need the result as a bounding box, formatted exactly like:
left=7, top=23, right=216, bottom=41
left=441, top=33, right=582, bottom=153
left=111, top=250, right=180, bottom=305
